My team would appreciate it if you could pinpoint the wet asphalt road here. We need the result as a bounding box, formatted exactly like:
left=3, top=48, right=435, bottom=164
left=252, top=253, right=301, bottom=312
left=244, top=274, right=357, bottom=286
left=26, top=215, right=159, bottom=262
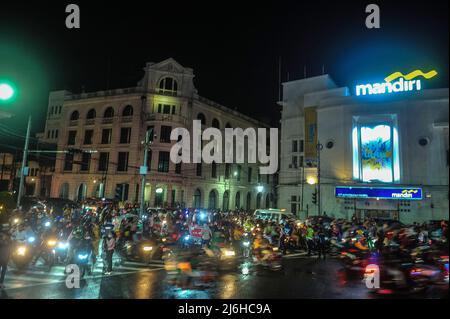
left=1, top=253, right=447, bottom=299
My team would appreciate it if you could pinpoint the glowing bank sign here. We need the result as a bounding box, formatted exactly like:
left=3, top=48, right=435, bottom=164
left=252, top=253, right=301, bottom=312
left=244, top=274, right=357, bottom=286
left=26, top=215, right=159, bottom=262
left=335, top=186, right=422, bottom=200
left=355, top=69, right=437, bottom=96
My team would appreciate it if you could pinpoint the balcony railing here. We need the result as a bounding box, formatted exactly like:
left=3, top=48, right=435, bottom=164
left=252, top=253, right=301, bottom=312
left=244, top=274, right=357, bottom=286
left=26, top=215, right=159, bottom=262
left=102, top=118, right=114, bottom=124
left=121, top=116, right=133, bottom=123
left=85, top=118, right=95, bottom=125
left=69, top=120, right=79, bottom=126
left=146, top=113, right=188, bottom=125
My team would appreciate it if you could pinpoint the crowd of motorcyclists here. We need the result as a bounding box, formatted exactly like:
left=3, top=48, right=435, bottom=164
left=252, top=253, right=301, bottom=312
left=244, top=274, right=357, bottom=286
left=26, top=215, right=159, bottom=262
left=0, top=200, right=448, bottom=294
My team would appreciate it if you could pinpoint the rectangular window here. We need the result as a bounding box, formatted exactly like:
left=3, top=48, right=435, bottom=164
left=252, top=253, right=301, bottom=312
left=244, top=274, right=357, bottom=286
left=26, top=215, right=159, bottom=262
left=237, top=165, right=242, bottom=181
left=299, top=156, right=304, bottom=168
left=175, top=162, right=182, bottom=174
left=171, top=105, right=176, bottom=115
left=299, top=139, right=304, bottom=152
left=83, top=129, right=94, bottom=145
left=120, top=127, right=131, bottom=144
left=67, top=131, right=76, bottom=145
left=211, top=162, right=217, bottom=178
left=247, top=167, right=252, bottom=183
left=225, top=163, right=230, bottom=179
left=157, top=151, right=170, bottom=173
left=257, top=173, right=261, bottom=183
left=291, top=203, right=297, bottom=215
left=292, top=156, right=298, bottom=168
left=146, top=126, right=154, bottom=141
left=55, top=130, right=58, bottom=139
left=64, top=153, right=73, bottom=171
left=157, top=104, right=162, bottom=113
left=98, top=152, right=109, bottom=171
left=171, top=189, right=176, bottom=206
left=291, top=195, right=297, bottom=202
left=163, top=104, right=171, bottom=114
left=101, top=128, right=112, bottom=144
left=117, top=152, right=129, bottom=172
left=266, top=174, right=270, bottom=184
left=146, top=149, right=152, bottom=171
left=292, top=140, right=298, bottom=152
left=47, top=131, right=50, bottom=139
left=80, top=153, right=91, bottom=171
left=160, top=126, right=172, bottom=143
left=196, top=163, right=202, bottom=177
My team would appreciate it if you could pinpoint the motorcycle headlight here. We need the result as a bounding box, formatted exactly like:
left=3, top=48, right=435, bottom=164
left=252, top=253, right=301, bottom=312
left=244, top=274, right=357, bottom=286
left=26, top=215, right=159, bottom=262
left=162, top=238, right=167, bottom=242
left=47, top=240, right=57, bottom=247
left=272, top=247, right=279, bottom=252
left=184, top=235, right=190, bottom=241
left=143, top=246, right=153, bottom=251
left=17, top=246, right=27, bottom=256
left=78, top=254, right=88, bottom=260
left=243, top=241, right=250, bottom=247
left=28, top=237, right=35, bottom=243
left=13, top=218, right=20, bottom=224
left=44, top=221, right=51, bottom=227
left=58, top=242, right=69, bottom=249
left=223, top=249, right=235, bottom=257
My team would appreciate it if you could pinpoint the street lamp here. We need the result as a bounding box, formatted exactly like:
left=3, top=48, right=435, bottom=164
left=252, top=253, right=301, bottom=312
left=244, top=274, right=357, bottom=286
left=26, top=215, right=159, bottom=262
left=0, top=83, right=15, bottom=101
left=307, top=177, right=317, bottom=185
left=0, top=81, right=32, bottom=209
left=256, top=185, right=264, bottom=193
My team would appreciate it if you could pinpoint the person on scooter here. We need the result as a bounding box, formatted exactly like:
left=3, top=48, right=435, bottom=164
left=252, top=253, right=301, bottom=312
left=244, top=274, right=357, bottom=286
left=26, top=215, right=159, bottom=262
left=0, top=230, right=12, bottom=289
left=32, top=224, right=58, bottom=266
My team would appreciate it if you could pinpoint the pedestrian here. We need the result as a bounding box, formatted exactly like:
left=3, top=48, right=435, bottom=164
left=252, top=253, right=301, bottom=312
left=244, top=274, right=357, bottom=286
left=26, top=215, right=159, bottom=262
left=104, top=232, right=116, bottom=275
left=0, top=230, right=12, bottom=289
left=305, top=225, right=315, bottom=256
left=316, top=227, right=327, bottom=260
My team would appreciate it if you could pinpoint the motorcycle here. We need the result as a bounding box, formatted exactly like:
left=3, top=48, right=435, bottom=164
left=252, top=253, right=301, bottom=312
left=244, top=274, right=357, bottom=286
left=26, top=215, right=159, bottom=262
left=11, top=236, right=36, bottom=271
left=253, top=246, right=282, bottom=271
left=118, top=237, right=162, bottom=264
left=39, top=237, right=58, bottom=272
left=74, top=242, right=94, bottom=278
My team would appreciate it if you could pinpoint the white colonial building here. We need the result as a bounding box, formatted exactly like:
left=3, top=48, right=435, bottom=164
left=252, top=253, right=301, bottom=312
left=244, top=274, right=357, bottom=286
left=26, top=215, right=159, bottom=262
left=40, top=58, right=275, bottom=210
left=279, top=74, right=449, bottom=224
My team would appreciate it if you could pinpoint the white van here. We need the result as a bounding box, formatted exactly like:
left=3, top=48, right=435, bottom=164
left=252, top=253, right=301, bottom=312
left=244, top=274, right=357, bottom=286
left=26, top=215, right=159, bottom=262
left=253, top=209, right=296, bottom=224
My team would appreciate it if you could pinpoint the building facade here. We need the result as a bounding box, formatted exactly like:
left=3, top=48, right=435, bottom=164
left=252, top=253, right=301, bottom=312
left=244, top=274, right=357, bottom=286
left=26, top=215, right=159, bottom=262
left=41, top=58, right=275, bottom=210
left=279, top=74, right=449, bottom=223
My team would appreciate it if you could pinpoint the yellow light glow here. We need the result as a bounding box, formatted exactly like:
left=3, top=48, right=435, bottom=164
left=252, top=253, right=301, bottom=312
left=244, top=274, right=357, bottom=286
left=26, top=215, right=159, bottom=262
left=307, top=177, right=317, bottom=185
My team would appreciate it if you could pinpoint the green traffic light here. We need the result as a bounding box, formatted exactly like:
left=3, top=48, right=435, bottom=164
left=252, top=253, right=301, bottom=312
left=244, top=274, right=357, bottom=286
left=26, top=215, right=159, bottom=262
left=0, top=83, right=14, bottom=101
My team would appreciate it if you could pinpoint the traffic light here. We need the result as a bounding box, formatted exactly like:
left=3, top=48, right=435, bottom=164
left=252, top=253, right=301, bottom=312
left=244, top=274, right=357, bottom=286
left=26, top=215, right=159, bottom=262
left=312, top=189, right=317, bottom=205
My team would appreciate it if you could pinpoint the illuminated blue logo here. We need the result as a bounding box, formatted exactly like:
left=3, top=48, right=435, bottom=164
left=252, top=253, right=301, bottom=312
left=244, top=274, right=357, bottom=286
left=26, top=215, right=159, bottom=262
left=355, top=70, right=437, bottom=96
left=335, top=186, right=422, bottom=200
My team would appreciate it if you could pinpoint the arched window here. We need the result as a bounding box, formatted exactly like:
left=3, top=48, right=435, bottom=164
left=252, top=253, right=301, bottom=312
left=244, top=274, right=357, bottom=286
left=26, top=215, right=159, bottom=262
left=104, top=107, right=114, bottom=118
left=212, top=118, right=220, bottom=129
left=59, top=183, right=69, bottom=199
left=222, top=191, right=229, bottom=211
left=158, top=77, right=178, bottom=95
left=193, top=188, right=202, bottom=208
left=235, top=192, right=241, bottom=209
left=246, top=192, right=252, bottom=211
left=197, top=113, right=206, bottom=125
left=77, top=183, right=87, bottom=201
left=256, top=193, right=262, bottom=209
left=209, top=190, right=218, bottom=210
left=265, top=193, right=271, bottom=209
left=122, top=105, right=133, bottom=116
left=86, top=109, right=96, bottom=119
left=225, top=122, right=232, bottom=128
left=70, top=110, right=79, bottom=121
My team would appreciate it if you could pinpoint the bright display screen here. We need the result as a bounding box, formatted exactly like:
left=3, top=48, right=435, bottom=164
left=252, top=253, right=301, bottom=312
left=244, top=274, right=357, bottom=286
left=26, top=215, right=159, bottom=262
left=360, top=124, right=393, bottom=183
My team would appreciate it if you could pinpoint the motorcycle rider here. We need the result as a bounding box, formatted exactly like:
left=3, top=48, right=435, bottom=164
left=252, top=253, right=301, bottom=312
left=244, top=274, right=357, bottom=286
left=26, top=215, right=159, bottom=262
left=32, top=224, right=58, bottom=266
left=0, top=229, right=12, bottom=289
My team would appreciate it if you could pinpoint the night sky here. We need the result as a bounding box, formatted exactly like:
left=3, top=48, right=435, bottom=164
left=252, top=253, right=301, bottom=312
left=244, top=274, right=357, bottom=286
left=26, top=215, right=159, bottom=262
left=0, top=0, right=448, bottom=144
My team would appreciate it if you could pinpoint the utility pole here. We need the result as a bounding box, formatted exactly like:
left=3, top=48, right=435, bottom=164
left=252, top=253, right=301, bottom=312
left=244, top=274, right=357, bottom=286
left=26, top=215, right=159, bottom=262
left=139, top=128, right=153, bottom=219
left=317, top=142, right=323, bottom=216
left=17, top=115, right=31, bottom=209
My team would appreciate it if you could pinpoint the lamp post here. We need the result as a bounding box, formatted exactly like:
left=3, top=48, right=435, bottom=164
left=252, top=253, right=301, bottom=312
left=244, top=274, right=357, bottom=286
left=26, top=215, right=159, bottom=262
left=0, top=81, right=29, bottom=209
